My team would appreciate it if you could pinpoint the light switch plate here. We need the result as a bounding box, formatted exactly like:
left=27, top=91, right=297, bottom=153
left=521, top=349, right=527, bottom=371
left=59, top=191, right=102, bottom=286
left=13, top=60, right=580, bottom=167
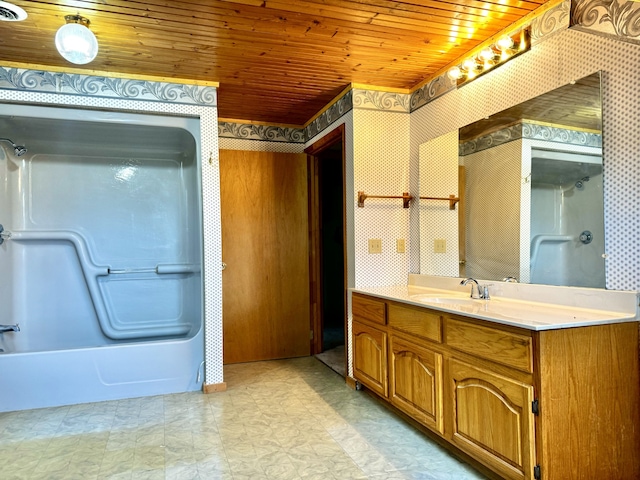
left=368, top=238, right=382, bottom=254
left=434, top=238, right=446, bottom=253
left=396, top=239, right=405, bottom=253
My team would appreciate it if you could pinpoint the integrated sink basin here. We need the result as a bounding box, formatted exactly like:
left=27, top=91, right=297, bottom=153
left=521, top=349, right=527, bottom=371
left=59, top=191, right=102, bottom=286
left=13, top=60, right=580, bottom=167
left=408, top=290, right=628, bottom=327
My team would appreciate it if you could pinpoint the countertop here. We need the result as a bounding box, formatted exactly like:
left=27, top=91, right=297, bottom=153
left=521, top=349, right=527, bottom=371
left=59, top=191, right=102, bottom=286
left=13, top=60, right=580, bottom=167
left=350, top=284, right=639, bottom=331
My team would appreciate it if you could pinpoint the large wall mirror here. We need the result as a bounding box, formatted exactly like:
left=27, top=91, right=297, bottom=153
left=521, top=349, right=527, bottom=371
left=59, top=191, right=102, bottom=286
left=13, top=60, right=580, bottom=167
left=419, top=72, right=604, bottom=288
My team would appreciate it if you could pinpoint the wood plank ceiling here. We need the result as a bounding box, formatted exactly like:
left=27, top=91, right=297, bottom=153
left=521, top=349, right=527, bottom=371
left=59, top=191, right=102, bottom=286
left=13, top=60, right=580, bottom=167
left=0, top=0, right=554, bottom=126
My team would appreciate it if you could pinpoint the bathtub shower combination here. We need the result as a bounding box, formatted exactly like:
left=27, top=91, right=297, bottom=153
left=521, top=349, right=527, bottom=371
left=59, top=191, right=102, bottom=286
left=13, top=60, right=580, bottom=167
left=0, top=105, right=204, bottom=412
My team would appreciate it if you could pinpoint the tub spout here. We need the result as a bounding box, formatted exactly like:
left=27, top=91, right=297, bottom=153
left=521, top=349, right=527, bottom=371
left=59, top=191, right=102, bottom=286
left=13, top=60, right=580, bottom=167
left=0, top=324, right=20, bottom=333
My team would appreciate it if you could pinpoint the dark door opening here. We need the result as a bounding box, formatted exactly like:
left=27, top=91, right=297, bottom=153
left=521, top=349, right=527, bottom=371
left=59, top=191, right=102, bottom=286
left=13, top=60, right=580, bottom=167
left=318, top=143, right=345, bottom=353
left=306, top=125, right=347, bottom=377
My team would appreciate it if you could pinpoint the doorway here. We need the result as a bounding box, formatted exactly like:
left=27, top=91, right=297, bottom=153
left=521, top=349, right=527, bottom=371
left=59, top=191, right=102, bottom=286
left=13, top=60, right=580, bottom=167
left=306, top=125, right=347, bottom=377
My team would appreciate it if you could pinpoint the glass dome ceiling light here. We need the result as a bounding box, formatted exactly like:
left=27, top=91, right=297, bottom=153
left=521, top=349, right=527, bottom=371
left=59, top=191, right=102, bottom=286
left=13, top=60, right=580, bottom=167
left=55, top=14, right=98, bottom=65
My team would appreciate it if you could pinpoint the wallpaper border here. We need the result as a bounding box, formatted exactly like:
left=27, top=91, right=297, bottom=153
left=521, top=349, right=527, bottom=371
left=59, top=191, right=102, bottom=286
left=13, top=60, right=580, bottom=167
left=0, top=66, right=217, bottom=106
left=218, top=122, right=304, bottom=143
left=571, top=0, right=640, bottom=44
left=304, top=90, right=353, bottom=142
left=353, top=89, right=411, bottom=113
left=460, top=122, right=602, bottom=156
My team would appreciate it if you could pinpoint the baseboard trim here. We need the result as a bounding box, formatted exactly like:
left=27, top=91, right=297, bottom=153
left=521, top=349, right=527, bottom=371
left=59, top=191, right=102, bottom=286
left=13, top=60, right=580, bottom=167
left=345, top=376, right=358, bottom=390
left=203, top=382, right=227, bottom=394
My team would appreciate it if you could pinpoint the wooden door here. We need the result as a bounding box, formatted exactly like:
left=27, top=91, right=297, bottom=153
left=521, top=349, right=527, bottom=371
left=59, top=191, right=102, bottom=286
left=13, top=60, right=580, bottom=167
left=389, top=336, right=443, bottom=434
left=449, top=359, right=536, bottom=480
left=220, top=150, right=310, bottom=364
left=352, top=321, right=388, bottom=397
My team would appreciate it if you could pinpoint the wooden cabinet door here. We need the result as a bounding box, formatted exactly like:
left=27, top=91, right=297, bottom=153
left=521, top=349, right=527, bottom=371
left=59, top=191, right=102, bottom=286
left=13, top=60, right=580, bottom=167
left=389, top=336, right=443, bottom=434
left=449, top=359, right=536, bottom=480
left=352, top=321, right=388, bottom=397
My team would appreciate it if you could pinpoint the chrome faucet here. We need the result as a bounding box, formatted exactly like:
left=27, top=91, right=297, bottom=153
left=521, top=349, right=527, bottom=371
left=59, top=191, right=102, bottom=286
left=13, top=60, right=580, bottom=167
left=460, top=278, right=490, bottom=299
left=0, top=324, right=20, bottom=333
left=502, top=276, right=518, bottom=283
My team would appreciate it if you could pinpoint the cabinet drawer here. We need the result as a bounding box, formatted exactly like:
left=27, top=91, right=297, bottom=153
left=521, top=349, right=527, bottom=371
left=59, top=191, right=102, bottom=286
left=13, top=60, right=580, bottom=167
left=445, top=318, right=533, bottom=373
left=352, top=293, right=386, bottom=326
left=388, top=303, right=442, bottom=343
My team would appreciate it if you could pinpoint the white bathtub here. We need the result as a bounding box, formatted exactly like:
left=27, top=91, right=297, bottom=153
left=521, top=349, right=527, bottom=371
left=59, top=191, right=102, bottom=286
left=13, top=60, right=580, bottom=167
left=0, top=105, right=204, bottom=412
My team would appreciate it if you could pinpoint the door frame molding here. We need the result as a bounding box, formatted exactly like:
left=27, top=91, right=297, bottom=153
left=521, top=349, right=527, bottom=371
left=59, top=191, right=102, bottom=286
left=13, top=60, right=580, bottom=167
left=305, top=124, right=347, bottom=357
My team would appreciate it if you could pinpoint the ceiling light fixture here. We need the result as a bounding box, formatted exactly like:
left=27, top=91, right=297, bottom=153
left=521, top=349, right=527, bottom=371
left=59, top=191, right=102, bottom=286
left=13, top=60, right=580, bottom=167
left=447, top=27, right=530, bottom=87
left=55, top=14, right=98, bottom=65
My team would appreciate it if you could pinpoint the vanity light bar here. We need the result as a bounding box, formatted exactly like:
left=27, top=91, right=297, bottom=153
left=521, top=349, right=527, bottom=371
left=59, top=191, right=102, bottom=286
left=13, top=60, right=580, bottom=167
left=448, top=27, right=531, bottom=87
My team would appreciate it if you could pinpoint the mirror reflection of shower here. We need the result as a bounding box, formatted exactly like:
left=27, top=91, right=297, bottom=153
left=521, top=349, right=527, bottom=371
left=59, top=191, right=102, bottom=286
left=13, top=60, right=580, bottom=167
left=530, top=148, right=605, bottom=288
left=0, top=138, right=27, bottom=156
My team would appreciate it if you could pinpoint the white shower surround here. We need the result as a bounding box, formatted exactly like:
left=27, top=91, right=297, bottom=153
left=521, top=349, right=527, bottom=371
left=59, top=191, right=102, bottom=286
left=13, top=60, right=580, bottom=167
left=0, top=84, right=223, bottom=391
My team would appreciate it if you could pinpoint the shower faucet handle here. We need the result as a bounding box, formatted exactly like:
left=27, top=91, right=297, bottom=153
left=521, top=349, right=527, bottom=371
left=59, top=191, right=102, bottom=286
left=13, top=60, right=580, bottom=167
left=579, top=231, right=593, bottom=244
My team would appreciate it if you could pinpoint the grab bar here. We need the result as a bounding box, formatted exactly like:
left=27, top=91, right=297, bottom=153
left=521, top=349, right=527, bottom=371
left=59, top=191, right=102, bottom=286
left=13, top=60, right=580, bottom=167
left=108, top=264, right=200, bottom=275
left=0, top=324, right=20, bottom=333
left=8, top=230, right=192, bottom=339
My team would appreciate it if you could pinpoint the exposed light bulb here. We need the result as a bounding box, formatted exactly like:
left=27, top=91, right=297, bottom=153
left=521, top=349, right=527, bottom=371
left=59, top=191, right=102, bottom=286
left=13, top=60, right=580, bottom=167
left=462, top=58, right=477, bottom=72
left=447, top=66, right=462, bottom=81
left=479, top=48, right=494, bottom=61
left=496, top=35, right=513, bottom=51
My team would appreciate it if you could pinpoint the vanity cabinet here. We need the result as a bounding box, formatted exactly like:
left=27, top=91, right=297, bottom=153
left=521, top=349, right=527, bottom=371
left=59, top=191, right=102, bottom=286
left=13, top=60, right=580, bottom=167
left=350, top=292, right=640, bottom=480
left=352, top=294, right=388, bottom=397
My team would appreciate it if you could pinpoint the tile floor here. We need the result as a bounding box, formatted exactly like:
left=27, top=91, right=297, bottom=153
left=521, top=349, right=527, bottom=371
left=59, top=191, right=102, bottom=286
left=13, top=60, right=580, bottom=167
left=0, top=357, right=487, bottom=480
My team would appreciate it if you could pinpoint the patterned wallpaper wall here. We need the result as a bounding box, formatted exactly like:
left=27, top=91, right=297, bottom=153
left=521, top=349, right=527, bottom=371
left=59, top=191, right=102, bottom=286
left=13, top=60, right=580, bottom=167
left=463, top=141, right=523, bottom=282
left=218, top=137, right=305, bottom=153
left=352, top=109, right=411, bottom=288
left=419, top=131, right=459, bottom=277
